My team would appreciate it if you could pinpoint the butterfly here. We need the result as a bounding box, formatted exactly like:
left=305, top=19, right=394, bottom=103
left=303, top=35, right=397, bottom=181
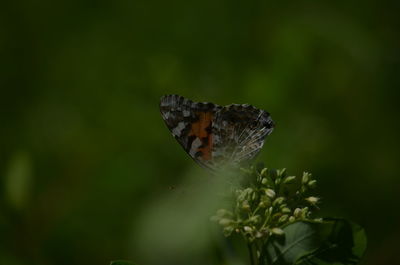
left=160, top=95, right=275, bottom=171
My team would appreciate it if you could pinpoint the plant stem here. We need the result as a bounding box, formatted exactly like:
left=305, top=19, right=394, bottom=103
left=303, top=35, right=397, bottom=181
left=247, top=243, right=254, bottom=265
left=247, top=242, right=257, bottom=265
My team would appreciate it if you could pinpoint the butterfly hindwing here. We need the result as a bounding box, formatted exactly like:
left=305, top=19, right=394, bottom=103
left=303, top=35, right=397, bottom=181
left=212, top=104, right=274, bottom=166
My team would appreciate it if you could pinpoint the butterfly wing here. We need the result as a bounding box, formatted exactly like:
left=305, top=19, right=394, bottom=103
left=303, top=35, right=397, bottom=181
left=212, top=104, right=274, bottom=167
left=160, top=94, right=222, bottom=170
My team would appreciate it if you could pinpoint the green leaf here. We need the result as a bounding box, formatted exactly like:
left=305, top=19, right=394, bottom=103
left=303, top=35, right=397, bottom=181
left=262, top=221, right=323, bottom=265
left=261, top=219, right=367, bottom=265
left=110, top=260, right=136, bottom=265
left=295, top=218, right=367, bottom=265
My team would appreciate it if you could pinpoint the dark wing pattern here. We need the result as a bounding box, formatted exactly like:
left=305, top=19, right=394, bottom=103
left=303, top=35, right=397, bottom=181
left=160, top=95, right=274, bottom=171
left=160, top=94, right=222, bottom=169
left=212, top=104, right=274, bottom=167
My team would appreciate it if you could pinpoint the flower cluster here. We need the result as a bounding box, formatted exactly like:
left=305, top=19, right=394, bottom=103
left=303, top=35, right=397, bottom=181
left=211, top=166, right=320, bottom=242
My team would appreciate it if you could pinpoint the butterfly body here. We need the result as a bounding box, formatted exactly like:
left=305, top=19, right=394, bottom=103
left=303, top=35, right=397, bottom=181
left=160, top=95, right=274, bottom=170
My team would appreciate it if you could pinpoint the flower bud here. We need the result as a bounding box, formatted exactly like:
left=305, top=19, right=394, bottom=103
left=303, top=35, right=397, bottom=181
left=219, top=218, right=233, bottom=227
left=260, top=168, right=268, bottom=176
left=278, top=214, right=289, bottom=223
left=308, top=180, right=317, bottom=188
left=301, top=207, right=309, bottom=218
left=249, top=215, right=261, bottom=224
left=281, top=207, right=291, bottom=214
left=242, top=200, right=251, bottom=211
left=283, top=176, right=296, bottom=184
left=255, top=231, right=263, bottom=238
left=261, top=178, right=268, bottom=185
left=294, top=208, right=302, bottom=218
left=271, top=227, right=284, bottom=236
left=302, top=172, right=311, bottom=184
left=275, top=178, right=281, bottom=185
left=244, top=226, right=253, bottom=233
left=305, top=196, right=319, bottom=205
left=273, top=197, right=285, bottom=206
left=265, top=189, right=276, bottom=199
left=265, top=207, right=273, bottom=216
left=259, top=196, right=271, bottom=208
left=289, top=216, right=295, bottom=222
left=277, top=168, right=286, bottom=177
left=223, top=226, right=234, bottom=236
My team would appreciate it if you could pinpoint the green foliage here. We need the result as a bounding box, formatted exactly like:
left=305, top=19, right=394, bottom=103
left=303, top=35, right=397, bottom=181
left=212, top=166, right=367, bottom=265
left=263, top=219, right=367, bottom=265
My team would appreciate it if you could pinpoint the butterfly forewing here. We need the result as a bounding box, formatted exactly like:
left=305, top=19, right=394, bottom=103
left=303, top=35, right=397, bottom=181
left=160, top=95, right=222, bottom=169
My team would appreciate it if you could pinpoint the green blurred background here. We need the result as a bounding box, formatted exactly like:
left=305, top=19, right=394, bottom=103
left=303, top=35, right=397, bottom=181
left=1, top=1, right=399, bottom=264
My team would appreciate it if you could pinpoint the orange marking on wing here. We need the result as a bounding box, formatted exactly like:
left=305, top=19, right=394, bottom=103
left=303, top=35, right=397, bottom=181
left=189, top=112, right=213, bottom=160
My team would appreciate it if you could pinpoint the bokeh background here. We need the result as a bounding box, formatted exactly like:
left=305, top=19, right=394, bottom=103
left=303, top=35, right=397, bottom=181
left=1, top=1, right=399, bottom=265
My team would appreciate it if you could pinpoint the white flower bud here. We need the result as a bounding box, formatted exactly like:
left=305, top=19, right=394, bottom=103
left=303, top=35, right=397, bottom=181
left=271, top=227, right=284, bottom=236
left=283, top=176, right=296, bottom=184
left=260, top=168, right=268, bottom=176
left=294, top=208, right=302, bottom=218
left=244, top=226, right=253, bottom=232
left=305, top=196, right=319, bottom=205
left=265, top=189, right=276, bottom=199
left=302, top=172, right=311, bottom=184
left=219, top=218, right=233, bottom=226
left=308, top=180, right=317, bottom=188
left=261, top=178, right=268, bottom=185
left=242, top=200, right=251, bottom=211
left=277, top=168, right=286, bottom=177
left=273, top=197, right=285, bottom=206
left=278, top=214, right=289, bottom=223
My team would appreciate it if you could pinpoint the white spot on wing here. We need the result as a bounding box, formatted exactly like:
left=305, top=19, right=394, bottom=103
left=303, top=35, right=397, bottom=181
left=189, top=137, right=202, bottom=157
left=172, top=122, right=186, bottom=136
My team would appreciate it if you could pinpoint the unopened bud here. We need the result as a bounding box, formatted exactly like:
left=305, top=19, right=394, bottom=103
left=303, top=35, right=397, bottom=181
left=308, top=180, right=317, bottom=188
left=255, top=231, right=263, bottom=238
left=259, top=196, right=271, bottom=208
left=265, top=189, right=276, bottom=199
left=261, top=178, right=268, bottom=185
left=260, top=168, right=268, bottom=176
left=302, top=172, right=311, bottom=184
left=243, top=226, right=253, bottom=233
left=283, top=176, right=296, bottom=184
left=294, top=208, right=302, bottom=218
left=281, top=207, right=291, bottom=214
left=301, top=207, right=309, bottom=218
left=278, top=214, right=289, bottom=223
left=277, top=168, right=286, bottom=177
left=249, top=215, right=261, bottom=224
left=223, top=226, right=234, bottom=236
left=305, top=196, right=319, bottom=205
left=273, top=197, right=285, bottom=206
left=289, top=216, right=295, bottom=222
left=242, top=200, right=251, bottom=211
left=275, top=178, right=281, bottom=185
left=271, top=227, right=284, bottom=236
left=219, top=218, right=233, bottom=226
